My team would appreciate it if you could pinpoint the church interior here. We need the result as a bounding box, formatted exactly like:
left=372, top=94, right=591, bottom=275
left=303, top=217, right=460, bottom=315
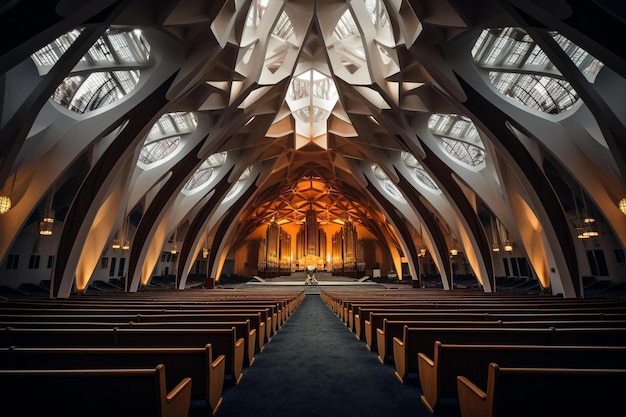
left=1, top=1, right=626, bottom=415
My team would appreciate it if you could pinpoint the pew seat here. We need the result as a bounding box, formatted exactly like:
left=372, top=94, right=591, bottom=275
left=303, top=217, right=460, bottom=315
left=393, top=325, right=626, bottom=383
left=3, top=326, right=245, bottom=385
left=419, top=342, right=626, bottom=414
left=456, top=363, right=626, bottom=417
left=0, top=364, right=192, bottom=417
left=0, top=344, right=225, bottom=415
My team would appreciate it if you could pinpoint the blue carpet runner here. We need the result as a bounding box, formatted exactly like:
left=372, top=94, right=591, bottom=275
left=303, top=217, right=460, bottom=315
left=215, top=293, right=447, bottom=417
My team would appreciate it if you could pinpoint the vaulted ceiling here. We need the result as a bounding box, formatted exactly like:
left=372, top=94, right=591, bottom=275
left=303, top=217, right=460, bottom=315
left=1, top=0, right=625, bottom=299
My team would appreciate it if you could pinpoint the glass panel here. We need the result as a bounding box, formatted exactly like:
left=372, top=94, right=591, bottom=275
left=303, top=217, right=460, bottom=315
left=52, top=70, right=140, bottom=113
left=429, top=114, right=485, bottom=166
left=31, top=29, right=83, bottom=67
left=184, top=152, right=228, bottom=191
left=472, top=27, right=605, bottom=114
left=334, top=10, right=359, bottom=41
left=139, top=136, right=180, bottom=164
left=490, top=71, right=578, bottom=114
left=272, top=10, right=293, bottom=40
left=442, top=138, right=485, bottom=166
left=402, top=153, right=439, bottom=190
left=32, top=27, right=149, bottom=69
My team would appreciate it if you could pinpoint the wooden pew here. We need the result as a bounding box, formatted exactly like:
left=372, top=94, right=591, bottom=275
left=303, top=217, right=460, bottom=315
left=374, top=314, right=626, bottom=363
left=116, top=327, right=245, bottom=385
left=0, top=364, right=192, bottom=417
left=23, top=294, right=302, bottom=325
left=392, top=326, right=555, bottom=383
left=347, top=299, right=626, bottom=331
left=1, top=309, right=269, bottom=350
left=3, top=326, right=245, bottom=385
left=393, top=325, right=626, bottom=383
left=358, top=306, right=626, bottom=342
left=1, top=319, right=256, bottom=366
left=418, top=342, right=626, bottom=414
left=365, top=311, right=491, bottom=348
left=127, top=320, right=256, bottom=366
left=0, top=344, right=225, bottom=415
left=375, top=319, right=502, bottom=364
left=135, top=312, right=266, bottom=352
left=456, top=363, right=626, bottom=417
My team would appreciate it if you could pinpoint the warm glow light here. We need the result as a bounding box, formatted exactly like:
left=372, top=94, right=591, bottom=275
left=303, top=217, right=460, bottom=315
left=504, top=240, right=513, bottom=252
left=111, top=239, right=121, bottom=249
left=619, top=198, right=626, bottom=215
left=583, top=217, right=595, bottom=223
left=577, top=227, right=589, bottom=239
left=202, top=248, right=209, bottom=258
left=122, top=241, right=130, bottom=250
left=492, top=243, right=500, bottom=252
left=39, top=214, right=54, bottom=235
left=450, top=248, right=458, bottom=256
left=0, top=195, right=11, bottom=214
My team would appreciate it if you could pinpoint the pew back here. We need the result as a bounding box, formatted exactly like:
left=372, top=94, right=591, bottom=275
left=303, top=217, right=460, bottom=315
left=457, top=363, right=626, bottom=417
left=418, top=342, right=626, bottom=413
left=0, top=344, right=225, bottom=415
left=0, top=364, right=192, bottom=417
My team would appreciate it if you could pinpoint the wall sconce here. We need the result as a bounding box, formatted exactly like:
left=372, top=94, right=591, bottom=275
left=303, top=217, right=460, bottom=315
left=491, top=216, right=500, bottom=252
left=576, top=227, right=589, bottom=239
left=121, top=215, right=130, bottom=250
left=0, top=195, right=11, bottom=214
left=112, top=211, right=130, bottom=249
left=576, top=185, right=598, bottom=238
left=450, top=237, right=458, bottom=256
left=620, top=198, right=626, bottom=215
left=170, top=227, right=178, bottom=254
left=39, top=190, right=55, bottom=235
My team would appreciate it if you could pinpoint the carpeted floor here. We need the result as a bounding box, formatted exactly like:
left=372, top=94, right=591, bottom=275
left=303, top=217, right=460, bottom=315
left=215, top=293, right=457, bottom=417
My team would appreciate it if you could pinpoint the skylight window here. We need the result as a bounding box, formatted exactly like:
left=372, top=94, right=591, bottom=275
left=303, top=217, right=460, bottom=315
left=138, top=136, right=180, bottom=165
left=184, top=152, right=227, bottom=191
left=428, top=114, right=485, bottom=166
left=334, top=10, right=360, bottom=41
left=441, top=138, right=485, bottom=166
left=138, top=113, right=197, bottom=165
left=402, top=152, right=439, bottom=190
left=489, top=72, right=577, bottom=114
left=52, top=70, right=140, bottom=113
left=472, top=27, right=588, bottom=114
left=224, top=166, right=253, bottom=201
left=32, top=27, right=150, bottom=73
left=31, top=29, right=83, bottom=67
left=373, top=165, right=405, bottom=202
left=43, top=28, right=150, bottom=113
left=286, top=69, right=338, bottom=139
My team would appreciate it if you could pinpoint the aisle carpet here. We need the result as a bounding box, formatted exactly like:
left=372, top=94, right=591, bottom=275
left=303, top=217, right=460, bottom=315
left=215, top=293, right=453, bottom=417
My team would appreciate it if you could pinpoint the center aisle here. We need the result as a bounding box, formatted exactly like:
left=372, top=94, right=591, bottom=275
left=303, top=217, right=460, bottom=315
left=216, top=293, right=436, bottom=417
